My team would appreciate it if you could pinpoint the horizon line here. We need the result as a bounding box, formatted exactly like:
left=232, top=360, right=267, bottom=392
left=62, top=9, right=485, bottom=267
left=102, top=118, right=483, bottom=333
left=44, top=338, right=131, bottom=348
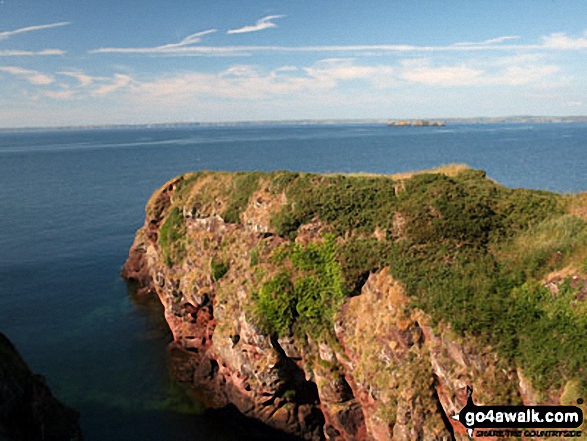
left=1, top=115, right=586, bottom=131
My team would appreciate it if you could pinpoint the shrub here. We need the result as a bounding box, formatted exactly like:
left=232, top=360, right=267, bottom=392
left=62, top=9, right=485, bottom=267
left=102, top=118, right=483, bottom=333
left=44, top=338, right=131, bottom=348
left=253, top=235, right=348, bottom=339
left=254, top=271, right=296, bottom=335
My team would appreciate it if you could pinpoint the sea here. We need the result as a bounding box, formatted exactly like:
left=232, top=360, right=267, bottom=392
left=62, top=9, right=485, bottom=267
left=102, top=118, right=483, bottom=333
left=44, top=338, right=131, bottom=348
left=0, top=122, right=585, bottom=440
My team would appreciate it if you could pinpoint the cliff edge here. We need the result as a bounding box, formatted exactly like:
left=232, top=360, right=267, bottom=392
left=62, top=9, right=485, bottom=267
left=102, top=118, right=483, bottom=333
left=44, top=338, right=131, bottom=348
left=123, top=166, right=587, bottom=440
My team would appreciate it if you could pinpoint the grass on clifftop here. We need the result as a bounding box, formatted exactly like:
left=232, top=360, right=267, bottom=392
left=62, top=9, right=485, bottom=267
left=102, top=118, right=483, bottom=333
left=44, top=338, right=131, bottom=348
left=154, top=167, right=587, bottom=392
left=158, top=206, right=186, bottom=267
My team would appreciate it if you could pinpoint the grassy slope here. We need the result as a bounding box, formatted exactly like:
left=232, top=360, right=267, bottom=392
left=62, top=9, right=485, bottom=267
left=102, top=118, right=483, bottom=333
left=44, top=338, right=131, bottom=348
left=154, top=166, right=587, bottom=395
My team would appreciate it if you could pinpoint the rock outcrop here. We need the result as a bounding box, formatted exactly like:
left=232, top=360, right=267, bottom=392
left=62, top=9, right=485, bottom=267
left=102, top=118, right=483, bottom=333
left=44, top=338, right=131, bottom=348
left=0, top=333, right=82, bottom=441
left=123, top=168, right=587, bottom=440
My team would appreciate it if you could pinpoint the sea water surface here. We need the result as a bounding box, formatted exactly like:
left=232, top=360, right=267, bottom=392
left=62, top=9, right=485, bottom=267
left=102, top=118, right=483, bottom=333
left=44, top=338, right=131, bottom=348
left=0, top=123, right=585, bottom=440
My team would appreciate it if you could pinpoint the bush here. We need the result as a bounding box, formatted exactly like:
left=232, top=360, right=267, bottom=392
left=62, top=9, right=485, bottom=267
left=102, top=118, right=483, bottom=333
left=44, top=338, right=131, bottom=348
left=254, top=271, right=296, bottom=335
left=253, top=235, right=348, bottom=338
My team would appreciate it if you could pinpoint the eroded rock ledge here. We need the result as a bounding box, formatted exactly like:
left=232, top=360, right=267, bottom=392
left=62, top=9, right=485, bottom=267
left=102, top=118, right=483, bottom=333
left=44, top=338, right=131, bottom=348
left=123, top=168, right=587, bottom=440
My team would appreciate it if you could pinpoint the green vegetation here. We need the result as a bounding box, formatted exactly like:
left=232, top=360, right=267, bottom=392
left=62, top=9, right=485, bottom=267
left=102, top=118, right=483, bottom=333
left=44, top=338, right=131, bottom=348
left=512, top=279, right=587, bottom=390
left=499, top=214, right=587, bottom=280
left=211, top=258, right=230, bottom=281
left=158, top=207, right=186, bottom=267
left=254, top=271, right=296, bottom=336
left=249, top=247, right=259, bottom=267
left=270, top=173, right=399, bottom=238
left=268, top=171, right=300, bottom=195
left=173, top=171, right=205, bottom=203
left=291, top=235, right=348, bottom=337
left=253, top=236, right=348, bottom=339
left=222, top=172, right=262, bottom=223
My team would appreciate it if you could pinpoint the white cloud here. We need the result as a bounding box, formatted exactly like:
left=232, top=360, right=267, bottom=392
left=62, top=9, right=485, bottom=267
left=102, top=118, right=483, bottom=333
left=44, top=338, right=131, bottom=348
left=304, top=58, right=396, bottom=88
left=89, top=29, right=219, bottom=55
left=227, top=15, right=285, bottom=34
left=147, top=29, right=217, bottom=51
left=219, top=65, right=260, bottom=78
left=58, top=71, right=97, bottom=87
left=399, top=60, right=484, bottom=86
left=0, top=22, right=70, bottom=41
left=135, top=68, right=314, bottom=101
left=31, top=72, right=138, bottom=100
left=453, top=35, right=521, bottom=47
left=91, top=74, right=133, bottom=96
left=89, top=30, right=587, bottom=58
left=0, top=66, right=54, bottom=85
left=398, top=57, right=561, bottom=87
left=133, top=59, right=401, bottom=103
left=541, top=31, right=587, bottom=50
left=0, top=49, right=66, bottom=56
left=50, top=54, right=565, bottom=106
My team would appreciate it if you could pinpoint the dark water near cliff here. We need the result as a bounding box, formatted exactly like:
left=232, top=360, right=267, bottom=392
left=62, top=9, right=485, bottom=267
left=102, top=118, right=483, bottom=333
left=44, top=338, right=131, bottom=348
left=0, top=123, right=585, bottom=440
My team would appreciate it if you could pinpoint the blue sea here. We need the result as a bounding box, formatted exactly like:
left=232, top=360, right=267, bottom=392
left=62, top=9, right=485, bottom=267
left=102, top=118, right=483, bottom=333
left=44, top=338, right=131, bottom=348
left=0, top=123, right=585, bottom=440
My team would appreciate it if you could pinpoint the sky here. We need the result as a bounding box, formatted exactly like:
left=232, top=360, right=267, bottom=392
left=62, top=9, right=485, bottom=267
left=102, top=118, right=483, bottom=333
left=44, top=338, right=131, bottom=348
left=1, top=0, right=587, bottom=128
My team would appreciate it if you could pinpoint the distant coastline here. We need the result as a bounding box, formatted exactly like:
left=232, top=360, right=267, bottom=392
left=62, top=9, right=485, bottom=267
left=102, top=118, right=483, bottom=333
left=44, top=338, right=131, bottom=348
left=1, top=115, right=587, bottom=132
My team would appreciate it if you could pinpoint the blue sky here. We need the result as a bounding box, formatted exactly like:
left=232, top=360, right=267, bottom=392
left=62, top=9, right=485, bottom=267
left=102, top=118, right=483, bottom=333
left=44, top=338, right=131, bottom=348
left=1, top=0, right=587, bottom=127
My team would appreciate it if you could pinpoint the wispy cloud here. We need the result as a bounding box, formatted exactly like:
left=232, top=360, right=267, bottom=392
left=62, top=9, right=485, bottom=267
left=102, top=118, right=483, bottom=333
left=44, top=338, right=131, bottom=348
left=58, top=71, right=101, bottom=87
left=147, top=29, right=217, bottom=50
left=49, top=72, right=136, bottom=98
left=453, top=35, right=521, bottom=47
left=0, top=66, right=55, bottom=85
left=91, top=74, right=133, bottom=96
left=0, top=69, right=139, bottom=101
left=0, top=49, right=66, bottom=56
left=0, top=22, right=70, bottom=41
left=227, top=15, right=285, bottom=35
left=89, top=29, right=218, bottom=54
left=90, top=31, right=587, bottom=57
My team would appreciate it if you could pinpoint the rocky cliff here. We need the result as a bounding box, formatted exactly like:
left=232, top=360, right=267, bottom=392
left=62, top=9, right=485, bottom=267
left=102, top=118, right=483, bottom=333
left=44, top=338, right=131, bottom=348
left=0, top=333, right=82, bottom=441
left=123, top=166, right=587, bottom=440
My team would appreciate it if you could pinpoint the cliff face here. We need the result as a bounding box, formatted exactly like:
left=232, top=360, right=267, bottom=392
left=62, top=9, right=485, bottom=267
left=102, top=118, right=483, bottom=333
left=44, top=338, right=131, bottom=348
left=123, top=167, right=587, bottom=440
left=0, top=333, right=82, bottom=441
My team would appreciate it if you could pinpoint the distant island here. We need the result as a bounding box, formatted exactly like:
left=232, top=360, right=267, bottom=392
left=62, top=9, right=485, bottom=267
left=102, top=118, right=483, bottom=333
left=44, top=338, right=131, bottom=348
left=387, top=119, right=446, bottom=127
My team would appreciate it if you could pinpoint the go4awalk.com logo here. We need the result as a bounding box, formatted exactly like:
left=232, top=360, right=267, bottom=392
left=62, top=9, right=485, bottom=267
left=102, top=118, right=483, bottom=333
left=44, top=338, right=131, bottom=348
left=452, top=387, right=584, bottom=438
